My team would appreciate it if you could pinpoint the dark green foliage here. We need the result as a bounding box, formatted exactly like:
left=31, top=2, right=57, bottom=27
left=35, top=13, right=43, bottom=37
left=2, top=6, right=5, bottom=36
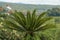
left=47, top=8, right=60, bottom=16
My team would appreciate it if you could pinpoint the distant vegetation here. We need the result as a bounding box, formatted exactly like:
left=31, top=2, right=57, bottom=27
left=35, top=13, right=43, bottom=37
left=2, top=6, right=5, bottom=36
left=0, top=2, right=60, bottom=12
left=47, top=8, right=60, bottom=16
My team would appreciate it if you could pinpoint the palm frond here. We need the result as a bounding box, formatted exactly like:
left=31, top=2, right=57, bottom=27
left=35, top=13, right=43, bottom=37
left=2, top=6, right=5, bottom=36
left=1, top=9, right=56, bottom=40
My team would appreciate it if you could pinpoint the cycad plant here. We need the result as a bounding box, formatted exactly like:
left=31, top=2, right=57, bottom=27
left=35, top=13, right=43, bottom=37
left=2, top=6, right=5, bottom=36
left=2, top=10, right=55, bottom=40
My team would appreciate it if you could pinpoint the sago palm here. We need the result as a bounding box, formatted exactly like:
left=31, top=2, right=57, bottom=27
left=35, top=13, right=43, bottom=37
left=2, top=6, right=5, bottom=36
left=2, top=10, right=55, bottom=40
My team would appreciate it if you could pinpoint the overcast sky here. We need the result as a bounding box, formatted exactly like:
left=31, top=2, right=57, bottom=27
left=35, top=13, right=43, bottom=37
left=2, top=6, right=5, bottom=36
left=0, top=0, right=60, bottom=5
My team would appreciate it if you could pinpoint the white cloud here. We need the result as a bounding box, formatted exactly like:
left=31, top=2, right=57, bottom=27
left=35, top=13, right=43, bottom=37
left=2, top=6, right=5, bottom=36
left=0, top=0, right=60, bottom=5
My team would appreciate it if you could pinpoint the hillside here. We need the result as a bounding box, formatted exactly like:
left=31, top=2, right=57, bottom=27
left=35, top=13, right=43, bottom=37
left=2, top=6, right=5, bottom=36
left=0, top=2, right=60, bottom=13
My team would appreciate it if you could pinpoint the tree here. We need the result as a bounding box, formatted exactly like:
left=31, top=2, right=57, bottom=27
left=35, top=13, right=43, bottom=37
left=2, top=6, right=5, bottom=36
left=2, top=10, right=55, bottom=40
left=47, top=8, right=60, bottom=16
